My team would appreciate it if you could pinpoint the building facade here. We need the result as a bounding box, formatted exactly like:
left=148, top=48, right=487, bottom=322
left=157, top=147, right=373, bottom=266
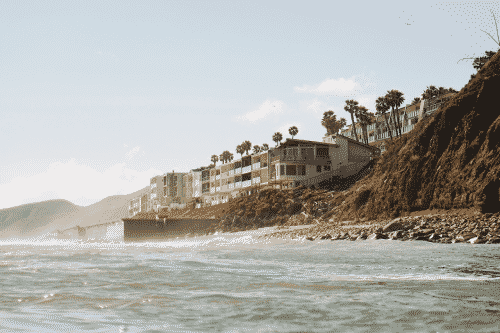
left=162, top=171, right=188, bottom=209
left=183, top=135, right=379, bottom=207
left=340, top=93, right=456, bottom=152
left=148, top=175, right=164, bottom=212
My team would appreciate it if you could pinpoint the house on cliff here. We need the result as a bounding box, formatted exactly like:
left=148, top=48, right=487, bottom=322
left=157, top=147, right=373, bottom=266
left=340, top=92, right=457, bottom=152
left=128, top=134, right=379, bottom=213
left=183, top=135, right=379, bottom=207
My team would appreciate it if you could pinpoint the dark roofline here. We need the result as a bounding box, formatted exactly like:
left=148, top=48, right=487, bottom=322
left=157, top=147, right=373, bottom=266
left=280, top=138, right=340, bottom=148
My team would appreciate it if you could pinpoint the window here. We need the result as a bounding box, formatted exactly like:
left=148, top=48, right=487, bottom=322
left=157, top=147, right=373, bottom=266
left=316, top=165, right=322, bottom=173
left=286, top=165, right=296, bottom=176
left=317, top=147, right=329, bottom=157
left=298, top=165, right=306, bottom=176
left=280, top=165, right=285, bottom=176
left=323, top=165, right=331, bottom=171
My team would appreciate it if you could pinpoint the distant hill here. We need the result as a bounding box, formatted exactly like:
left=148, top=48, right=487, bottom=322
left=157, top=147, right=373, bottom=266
left=0, top=187, right=149, bottom=238
left=0, top=199, right=82, bottom=236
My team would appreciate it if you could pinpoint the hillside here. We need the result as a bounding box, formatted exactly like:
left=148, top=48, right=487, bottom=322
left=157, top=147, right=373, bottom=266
left=199, top=49, right=500, bottom=235
left=0, top=187, right=149, bottom=238
left=333, top=49, right=500, bottom=221
left=0, top=199, right=82, bottom=236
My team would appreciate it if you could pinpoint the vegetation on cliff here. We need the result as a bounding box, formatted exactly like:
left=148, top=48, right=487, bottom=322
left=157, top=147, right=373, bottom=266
left=335, top=49, right=500, bottom=221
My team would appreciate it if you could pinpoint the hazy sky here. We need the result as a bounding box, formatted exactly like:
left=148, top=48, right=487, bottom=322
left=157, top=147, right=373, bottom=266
left=1, top=0, right=499, bottom=209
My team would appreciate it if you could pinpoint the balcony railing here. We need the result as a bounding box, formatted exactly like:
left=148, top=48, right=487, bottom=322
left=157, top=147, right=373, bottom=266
left=242, top=166, right=251, bottom=173
left=252, top=162, right=261, bottom=170
left=216, top=186, right=220, bottom=192
left=228, top=169, right=234, bottom=176
left=216, top=174, right=221, bottom=180
left=252, top=177, right=261, bottom=184
left=242, top=180, right=252, bottom=188
left=234, top=168, right=242, bottom=175
left=210, top=187, right=215, bottom=194
left=235, top=182, right=242, bottom=188
left=229, top=183, right=234, bottom=189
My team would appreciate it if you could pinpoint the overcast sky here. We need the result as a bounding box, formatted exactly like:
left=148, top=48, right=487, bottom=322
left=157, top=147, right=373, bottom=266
left=1, top=0, right=499, bottom=209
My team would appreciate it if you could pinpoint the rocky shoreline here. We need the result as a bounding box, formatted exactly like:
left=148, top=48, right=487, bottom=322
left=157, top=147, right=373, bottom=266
left=259, top=211, right=500, bottom=244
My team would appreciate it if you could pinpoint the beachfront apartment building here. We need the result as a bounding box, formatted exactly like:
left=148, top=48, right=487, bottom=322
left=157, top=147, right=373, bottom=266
left=129, top=133, right=380, bottom=213
left=128, top=192, right=149, bottom=217
left=162, top=171, right=188, bottom=208
left=184, top=135, right=379, bottom=207
left=148, top=175, right=164, bottom=212
left=340, top=93, right=457, bottom=152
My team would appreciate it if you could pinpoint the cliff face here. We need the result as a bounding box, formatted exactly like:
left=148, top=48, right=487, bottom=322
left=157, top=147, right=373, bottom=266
left=336, top=49, right=500, bottom=220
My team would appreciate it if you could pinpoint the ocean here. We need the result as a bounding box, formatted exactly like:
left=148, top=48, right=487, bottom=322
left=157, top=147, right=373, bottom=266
left=1, top=228, right=499, bottom=332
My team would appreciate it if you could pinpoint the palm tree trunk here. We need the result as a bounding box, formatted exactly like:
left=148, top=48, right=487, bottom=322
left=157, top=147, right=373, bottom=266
left=390, top=107, right=399, bottom=138
left=350, top=113, right=359, bottom=141
left=395, top=108, right=403, bottom=137
left=383, top=114, right=393, bottom=141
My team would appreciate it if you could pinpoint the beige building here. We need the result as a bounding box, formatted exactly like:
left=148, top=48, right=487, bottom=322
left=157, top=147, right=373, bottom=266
left=340, top=92, right=457, bottom=152
left=184, top=135, right=379, bottom=207
left=162, top=171, right=187, bottom=209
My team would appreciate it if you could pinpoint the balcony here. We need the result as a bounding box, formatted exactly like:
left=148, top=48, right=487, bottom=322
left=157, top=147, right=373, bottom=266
left=228, top=169, right=234, bottom=176
left=235, top=182, right=242, bottom=188
left=242, top=165, right=251, bottom=173
left=210, top=187, right=215, bottom=194
left=229, top=183, right=234, bottom=189
left=252, top=177, right=261, bottom=184
left=234, top=168, right=242, bottom=175
left=216, top=186, right=221, bottom=192
left=215, top=174, right=221, bottom=180
left=242, top=180, right=252, bottom=188
left=252, top=162, right=261, bottom=170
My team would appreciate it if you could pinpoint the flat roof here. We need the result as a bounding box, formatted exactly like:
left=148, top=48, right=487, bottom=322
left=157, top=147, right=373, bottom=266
left=280, top=138, right=340, bottom=148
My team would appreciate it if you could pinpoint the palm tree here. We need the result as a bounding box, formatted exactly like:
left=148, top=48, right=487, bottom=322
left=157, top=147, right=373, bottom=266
left=288, top=126, right=299, bottom=139
left=272, top=132, right=283, bottom=147
left=375, top=96, right=393, bottom=141
left=321, top=110, right=347, bottom=136
left=220, top=150, right=232, bottom=164
left=236, top=144, right=244, bottom=158
left=356, top=107, right=374, bottom=145
left=253, top=145, right=261, bottom=154
left=228, top=152, right=234, bottom=162
left=261, top=143, right=269, bottom=151
left=385, top=90, right=405, bottom=138
left=412, top=97, right=421, bottom=105
left=422, top=85, right=438, bottom=101
left=242, top=140, right=252, bottom=155
left=344, top=99, right=360, bottom=142
left=211, top=154, right=219, bottom=166
left=219, top=153, right=225, bottom=164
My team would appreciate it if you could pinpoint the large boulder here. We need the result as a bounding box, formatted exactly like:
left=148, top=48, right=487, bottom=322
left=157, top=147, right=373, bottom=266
left=383, top=219, right=404, bottom=233
left=367, top=233, right=388, bottom=240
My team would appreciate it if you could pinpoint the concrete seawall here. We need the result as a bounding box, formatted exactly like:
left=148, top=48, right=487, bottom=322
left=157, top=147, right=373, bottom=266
left=123, top=218, right=218, bottom=241
left=58, top=221, right=124, bottom=241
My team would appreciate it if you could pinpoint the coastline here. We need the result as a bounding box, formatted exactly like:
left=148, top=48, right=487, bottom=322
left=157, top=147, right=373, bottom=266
left=258, top=209, right=500, bottom=245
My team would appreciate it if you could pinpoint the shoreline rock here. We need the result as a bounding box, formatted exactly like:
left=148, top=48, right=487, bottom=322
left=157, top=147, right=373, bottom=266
left=259, top=211, right=500, bottom=245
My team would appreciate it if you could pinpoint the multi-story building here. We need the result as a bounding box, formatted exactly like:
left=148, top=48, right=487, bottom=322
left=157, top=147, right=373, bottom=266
left=340, top=93, right=456, bottom=152
left=148, top=175, right=164, bottom=211
left=128, top=192, right=150, bottom=217
left=162, top=171, right=188, bottom=209
left=185, top=135, right=379, bottom=207
left=184, top=167, right=205, bottom=208
left=128, top=196, right=142, bottom=217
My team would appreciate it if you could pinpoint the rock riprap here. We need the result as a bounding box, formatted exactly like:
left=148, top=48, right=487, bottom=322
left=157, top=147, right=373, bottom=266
left=260, top=212, right=500, bottom=245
